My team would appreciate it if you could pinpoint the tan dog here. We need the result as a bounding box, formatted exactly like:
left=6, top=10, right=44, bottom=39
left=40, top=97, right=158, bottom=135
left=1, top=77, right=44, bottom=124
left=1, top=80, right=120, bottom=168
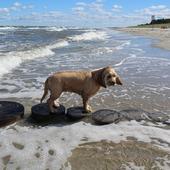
left=41, top=66, right=122, bottom=113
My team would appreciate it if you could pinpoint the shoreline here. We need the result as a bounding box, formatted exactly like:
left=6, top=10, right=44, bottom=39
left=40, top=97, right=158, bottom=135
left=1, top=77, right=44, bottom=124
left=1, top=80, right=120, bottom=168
left=118, top=27, right=170, bottom=51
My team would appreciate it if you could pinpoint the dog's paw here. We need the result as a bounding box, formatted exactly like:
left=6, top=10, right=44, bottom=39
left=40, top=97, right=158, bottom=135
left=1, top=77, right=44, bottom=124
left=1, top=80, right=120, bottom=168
left=53, top=101, right=60, bottom=108
left=84, top=105, right=93, bottom=113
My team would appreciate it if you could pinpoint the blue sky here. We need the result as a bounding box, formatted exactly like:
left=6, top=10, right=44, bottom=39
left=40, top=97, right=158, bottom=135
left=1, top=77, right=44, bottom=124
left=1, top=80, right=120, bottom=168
left=0, top=0, right=170, bottom=27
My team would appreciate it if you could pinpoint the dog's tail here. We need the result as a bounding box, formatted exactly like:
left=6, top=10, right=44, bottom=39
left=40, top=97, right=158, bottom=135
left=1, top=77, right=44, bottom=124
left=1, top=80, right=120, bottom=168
left=40, top=78, right=49, bottom=103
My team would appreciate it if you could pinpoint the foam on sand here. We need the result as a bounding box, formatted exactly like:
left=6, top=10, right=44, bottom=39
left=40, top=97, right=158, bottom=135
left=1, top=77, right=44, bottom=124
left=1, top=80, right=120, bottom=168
left=0, top=121, right=170, bottom=169
left=0, top=40, right=69, bottom=78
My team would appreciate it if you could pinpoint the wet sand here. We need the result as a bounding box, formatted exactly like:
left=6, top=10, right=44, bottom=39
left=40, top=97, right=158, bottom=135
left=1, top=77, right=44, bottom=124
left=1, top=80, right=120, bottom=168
left=65, top=139, right=170, bottom=170
left=119, top=28, right=170, bottom=50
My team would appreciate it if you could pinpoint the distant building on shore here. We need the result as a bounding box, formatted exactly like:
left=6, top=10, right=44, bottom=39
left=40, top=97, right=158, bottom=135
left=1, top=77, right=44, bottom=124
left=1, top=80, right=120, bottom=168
left=151, top=15, right=155, bottom=22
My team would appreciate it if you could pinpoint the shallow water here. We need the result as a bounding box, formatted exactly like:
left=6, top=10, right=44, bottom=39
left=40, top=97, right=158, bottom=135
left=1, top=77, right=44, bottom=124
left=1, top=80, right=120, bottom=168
left=0, top=27, right=170, bottom=115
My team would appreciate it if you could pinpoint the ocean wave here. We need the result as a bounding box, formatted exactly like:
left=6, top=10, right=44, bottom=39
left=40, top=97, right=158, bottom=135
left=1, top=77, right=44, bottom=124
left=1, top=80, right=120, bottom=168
left=0, top=40, right=69, bottom=77
left=0, top=32, right=7, bottom=35
left=26, top=27, right=42, bottom=30
left=26, top=27, right=67, bottom=32
left=46, top=27, right=67, bottom=32
left=69, top=31, right=109, bottom=41
left=0, top=26, right=17, bottom=31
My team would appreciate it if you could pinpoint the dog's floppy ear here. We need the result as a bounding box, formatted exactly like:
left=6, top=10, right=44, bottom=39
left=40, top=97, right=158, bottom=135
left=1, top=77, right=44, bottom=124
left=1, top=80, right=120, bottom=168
left=92, top=67, right=108, bottom=88
left=116, top=76, right=123, bottom=85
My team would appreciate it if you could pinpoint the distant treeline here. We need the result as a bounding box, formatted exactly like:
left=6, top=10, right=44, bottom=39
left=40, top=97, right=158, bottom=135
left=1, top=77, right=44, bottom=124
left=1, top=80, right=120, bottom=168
left=150, top=18, right=170, bottom=25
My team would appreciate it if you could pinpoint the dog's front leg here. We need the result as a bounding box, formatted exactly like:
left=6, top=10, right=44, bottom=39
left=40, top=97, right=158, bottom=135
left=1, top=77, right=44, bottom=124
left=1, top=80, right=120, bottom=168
left=82, top=96, right=92, bottom=113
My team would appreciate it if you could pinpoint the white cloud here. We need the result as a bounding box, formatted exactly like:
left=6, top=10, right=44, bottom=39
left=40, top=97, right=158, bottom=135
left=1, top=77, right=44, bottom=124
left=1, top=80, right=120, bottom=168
left=0, top=8, right=9, bottom=13
left=113, top=5, right=122, bottom=10
left=22, top=5, right=34, bottom=10
left=112, top=5, right=122, bottom=12
left=89, top=1, right=104, bottom=12
left=72, top=6, right=84, bottom=12
left=75, top=2, right=87, bottom=7
left=10, top=2, right=24, bottom=11
left=135, top=5, right=170, bottom=18
left=13, top=2, right=22, bottom=7
left=0, top=2, right=34, bottom=15
left=150, top=5, right=166, bottom=10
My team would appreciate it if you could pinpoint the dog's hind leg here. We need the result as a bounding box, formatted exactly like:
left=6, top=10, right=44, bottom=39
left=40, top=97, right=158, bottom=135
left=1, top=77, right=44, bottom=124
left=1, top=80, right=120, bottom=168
left=47, top=89, right=62, bottom=113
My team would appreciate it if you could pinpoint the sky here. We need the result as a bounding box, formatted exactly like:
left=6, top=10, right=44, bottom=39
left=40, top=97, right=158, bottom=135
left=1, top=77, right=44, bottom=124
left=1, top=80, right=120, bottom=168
left=0, top=0, right=170, bottom=27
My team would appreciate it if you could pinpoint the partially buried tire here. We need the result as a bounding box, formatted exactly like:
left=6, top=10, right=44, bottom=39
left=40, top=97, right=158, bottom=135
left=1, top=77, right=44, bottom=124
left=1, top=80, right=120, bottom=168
left=0, top=101, right=24, bottom=127
left=31, top=103, right=65, bottom=122
left=92, top=109, right=120, bottom=125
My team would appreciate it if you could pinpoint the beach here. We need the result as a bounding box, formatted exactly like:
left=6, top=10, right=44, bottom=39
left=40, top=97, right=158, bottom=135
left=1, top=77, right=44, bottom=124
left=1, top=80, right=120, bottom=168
left=119, top=27, right=170, bottom=50
left=0, top=26, right=170, bottom=169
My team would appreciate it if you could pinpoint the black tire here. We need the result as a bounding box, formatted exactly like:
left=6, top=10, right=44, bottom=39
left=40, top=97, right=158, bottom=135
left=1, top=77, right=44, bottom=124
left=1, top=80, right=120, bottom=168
left=0, top=101, right=24, bottom=127
left=31, top=103, right=65, bottom=122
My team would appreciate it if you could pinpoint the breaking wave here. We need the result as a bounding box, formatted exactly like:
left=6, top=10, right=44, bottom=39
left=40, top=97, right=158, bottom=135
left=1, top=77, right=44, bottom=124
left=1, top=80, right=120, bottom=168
left=0, top=40, right=69, bottom=77
left=69, top=31, right=109, bottom=41
left=0, top=26, right=17, bottom=31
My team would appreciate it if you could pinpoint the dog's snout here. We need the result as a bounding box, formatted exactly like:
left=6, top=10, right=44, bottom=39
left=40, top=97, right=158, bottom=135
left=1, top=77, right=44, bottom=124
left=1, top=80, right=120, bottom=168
left=116, top=76, right=122, bottom=85
left=112, top=82, right=115, bottom=85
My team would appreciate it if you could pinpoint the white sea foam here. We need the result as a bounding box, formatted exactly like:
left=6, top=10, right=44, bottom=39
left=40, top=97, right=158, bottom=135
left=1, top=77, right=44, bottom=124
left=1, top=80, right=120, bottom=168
left=0, top=121, right=170, bottom=169
left=26, top=27, right=67, bottom=32
left=69, top=31, right=109, bottom=41
left=0, top=32, right=7, bottom=35
left=48, top=40, right=69, bottom=49
left=0, top=26, right=17, bottom=31
left=46, top=27, right=67, bottom=32
left=114, top=54, right=170, bottom=67
left=114, top=54, right=137, bottom=67
left=115, top=41, right=131, bottom=50
left=92, top=47, right=115, bottom=55
left=26, top=27, right=42, bottom=30
left=0, top=40, right=69, bottom=77
left=91, top=40, right=131, bottom=55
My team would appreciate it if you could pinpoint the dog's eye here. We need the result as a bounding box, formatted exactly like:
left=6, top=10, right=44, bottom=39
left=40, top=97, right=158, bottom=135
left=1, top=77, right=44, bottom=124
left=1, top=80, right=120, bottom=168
left=107, top=75, right=112, bottom=79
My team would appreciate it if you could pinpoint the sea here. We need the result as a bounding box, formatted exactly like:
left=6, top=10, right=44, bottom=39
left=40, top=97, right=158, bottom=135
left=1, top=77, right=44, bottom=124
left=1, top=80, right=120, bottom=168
left=0, top=26, right=170, bottom=113
left=0, top=26, right=170, bottom=169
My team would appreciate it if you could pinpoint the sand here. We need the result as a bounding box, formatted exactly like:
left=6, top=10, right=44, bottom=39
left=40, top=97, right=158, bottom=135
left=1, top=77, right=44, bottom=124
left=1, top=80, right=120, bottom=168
left=119, top=28, right=170, bottom=50
left=66, top=140, right=170, bottom=170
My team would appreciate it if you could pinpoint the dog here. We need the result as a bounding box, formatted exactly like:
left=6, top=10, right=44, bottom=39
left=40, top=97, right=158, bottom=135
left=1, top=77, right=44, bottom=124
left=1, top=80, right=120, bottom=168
left=41, top=66, right=122, bottom=113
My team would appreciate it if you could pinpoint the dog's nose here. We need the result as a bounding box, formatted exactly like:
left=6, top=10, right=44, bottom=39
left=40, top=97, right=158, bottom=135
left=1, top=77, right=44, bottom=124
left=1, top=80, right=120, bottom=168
left=112, top=82, right=115, bottom=85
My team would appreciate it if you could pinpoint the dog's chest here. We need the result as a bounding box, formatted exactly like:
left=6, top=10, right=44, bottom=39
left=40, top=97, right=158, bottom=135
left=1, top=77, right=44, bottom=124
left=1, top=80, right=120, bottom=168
left=84, top=81, right=100, bottom=96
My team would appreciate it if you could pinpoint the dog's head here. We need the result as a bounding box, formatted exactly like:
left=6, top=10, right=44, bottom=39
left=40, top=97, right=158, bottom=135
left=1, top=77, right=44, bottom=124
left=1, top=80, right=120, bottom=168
left=92, top=66, right=122, bottom=88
